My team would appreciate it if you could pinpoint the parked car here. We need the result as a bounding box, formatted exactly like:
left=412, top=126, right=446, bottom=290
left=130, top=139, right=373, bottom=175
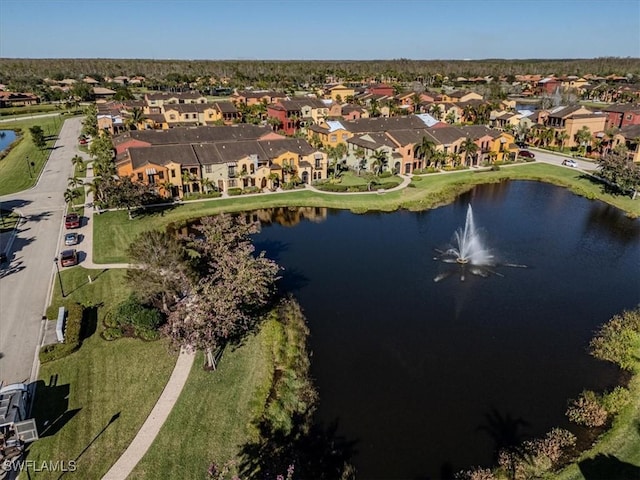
left=64, top=213, right=80, bottom=229
left=518, top=150, right=535, bottom=159
left=562, top=159, right=578, bottom=168
left=516, top=141, right=527, bottom=148
left=59, top=249, right=78, bottom=267
left=64, top=232, right=79, bottom=246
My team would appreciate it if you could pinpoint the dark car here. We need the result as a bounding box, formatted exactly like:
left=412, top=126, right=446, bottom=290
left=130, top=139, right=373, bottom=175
left=518, top=150, right=535, bottom=159
left=64, top=213, right=80, bottom=229
left=59, top=249, right=78, bottom=267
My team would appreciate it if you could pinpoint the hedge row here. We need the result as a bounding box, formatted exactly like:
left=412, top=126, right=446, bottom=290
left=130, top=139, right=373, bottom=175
left=315, top=180, right=400, bottom=193
left=39, top=302, right=83, bottom=363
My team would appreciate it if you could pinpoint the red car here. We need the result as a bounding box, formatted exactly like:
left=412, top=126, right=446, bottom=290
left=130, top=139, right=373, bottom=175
left=518, top=150, right=535, bottom=159
left=64, top=213, right=80, bottom=229
left=59, top=249, right=78, bottom=267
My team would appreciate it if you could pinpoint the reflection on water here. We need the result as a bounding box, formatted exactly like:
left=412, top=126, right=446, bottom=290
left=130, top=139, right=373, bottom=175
left=251, top=181, right=639, bottom=479
left=167, top=207, right=328, bottom=237
left=0, top=130, right=17, bottom=153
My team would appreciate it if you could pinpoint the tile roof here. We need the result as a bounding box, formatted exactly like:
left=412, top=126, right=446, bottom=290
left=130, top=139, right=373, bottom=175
left=114, top=124, right=273, bottom=146
left=127, top=144, right=198, bottom=170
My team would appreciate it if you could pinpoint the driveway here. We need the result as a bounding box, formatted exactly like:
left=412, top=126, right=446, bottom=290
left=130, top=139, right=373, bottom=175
left=0, top=116, right=87, bottom=384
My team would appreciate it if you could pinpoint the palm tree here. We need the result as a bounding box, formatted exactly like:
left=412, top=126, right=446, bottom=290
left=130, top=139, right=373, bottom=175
left=411, top=93, right=422, bottom=113
left=354, top=147, right=366, bottom=175
left=371, top=150, right=388, bottom=175
left=181, top=170, right=193, bottom=195
left=160, top=180, right=175, bottom=198
left=429, top=104, right=443, bottom=121
left=200, top=177, right=214, bottom=194
left=71, top=154, right=85, bottom=173
left=64, top=188, right=80, bottom=210
left=267, top=116, right=283, bottom=132
left=460, top=138, right=479, bottom=167
left=574, top=126, right=592, bottom=156
left=281, top=163, right=296, bottom=183
left=369, top=99, right=381, bottom=118
left=126, top=107, right=147, bottom=130
left=68, top=176, right=83, bottom=189
left=556, top=131, right=569, bottom=152
left=415, top=136, right=436, bottom=168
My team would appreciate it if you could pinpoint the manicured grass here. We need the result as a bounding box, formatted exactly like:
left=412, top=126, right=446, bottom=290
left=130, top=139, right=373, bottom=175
left=93, top=163, right=640, bottom=264
left=129, top=321, right=277, bottom=479
left=0, top=104, right=64, bottom=117
left=30, top=267, right=177, bottom=479
left=0, top=115, right=63, bottom=195
left=336, top=171, right=402, bottom=187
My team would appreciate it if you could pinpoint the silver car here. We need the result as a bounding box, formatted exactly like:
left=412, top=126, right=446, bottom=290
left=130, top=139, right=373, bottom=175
left=64, top=232, right=79, bottom=246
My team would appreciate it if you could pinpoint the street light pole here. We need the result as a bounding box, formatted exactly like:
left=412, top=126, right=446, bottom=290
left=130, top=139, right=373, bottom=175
left=53, top=257, right=66, bottom=298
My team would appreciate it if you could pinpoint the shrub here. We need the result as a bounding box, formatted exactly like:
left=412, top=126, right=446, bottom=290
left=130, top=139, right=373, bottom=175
left=101, top=326, right=123, bottom=341
left=227, top=188, right=242, bottom=196
left=108, top=295, right=163, bottom=341
left=183, top=191, right=222, bottom=200
left=601, top=386, right=631, bottom=415
left=490, top=165, right=501, bottom=171
left=241, top=186, right=261, bottom=195
left=566, top=390, right=608, bottom=427
left=590, top=308, right=640, bottom=371
left=413, top=167, right=439, bottom=174
left=411, top=176, right=423, bottom=181
left=379, top=171, right=393, bottom=178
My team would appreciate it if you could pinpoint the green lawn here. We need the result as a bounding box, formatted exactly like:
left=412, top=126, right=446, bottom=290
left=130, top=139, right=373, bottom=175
left=29, top=267, right=177, bottom=480
left=93, top=163, right=640, bottom=264
left=0, top=115, right=63, bottom=195
left=0, top=104, right=65, bottom=117
left=129, top=321, right=277, bottom=479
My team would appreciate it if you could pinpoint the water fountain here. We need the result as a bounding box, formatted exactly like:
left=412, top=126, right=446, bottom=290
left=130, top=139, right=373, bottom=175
left=434, top=205, right=525, bottom=281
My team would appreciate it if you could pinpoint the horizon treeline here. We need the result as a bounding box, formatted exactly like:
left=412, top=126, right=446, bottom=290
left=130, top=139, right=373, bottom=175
left=1, top=57, right=639, bottom=86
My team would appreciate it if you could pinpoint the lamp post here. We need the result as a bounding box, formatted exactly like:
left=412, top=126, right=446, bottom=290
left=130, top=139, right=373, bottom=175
left=53, top=257, right=66, bottom=298
left=26, top=156, right=32, bottom=178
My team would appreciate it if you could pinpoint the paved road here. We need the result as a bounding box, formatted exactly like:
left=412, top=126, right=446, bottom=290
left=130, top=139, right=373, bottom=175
left=0, top=116, right=87, bottom=384
left=527, top=147, right=597, bottom=171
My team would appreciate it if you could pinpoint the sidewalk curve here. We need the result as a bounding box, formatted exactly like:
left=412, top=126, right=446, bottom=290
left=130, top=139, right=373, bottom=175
left=101, top=348, right=195, bottom=480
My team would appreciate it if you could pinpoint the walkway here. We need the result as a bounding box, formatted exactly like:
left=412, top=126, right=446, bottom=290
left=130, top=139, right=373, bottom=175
left=101, top=348, right=195, bottom=480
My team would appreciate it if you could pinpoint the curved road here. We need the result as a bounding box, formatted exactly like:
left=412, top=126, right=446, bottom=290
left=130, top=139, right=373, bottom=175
left=0, top=116, right=86, bottom=384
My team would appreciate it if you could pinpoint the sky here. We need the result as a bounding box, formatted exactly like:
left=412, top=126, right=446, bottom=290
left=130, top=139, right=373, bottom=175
left=1, top=0, right=639, bottom=60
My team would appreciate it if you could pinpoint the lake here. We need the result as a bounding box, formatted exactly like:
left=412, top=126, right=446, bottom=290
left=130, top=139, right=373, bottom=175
left=0, top=130, right=17, bottom=153
left=251, top=181, right=640, bottom=479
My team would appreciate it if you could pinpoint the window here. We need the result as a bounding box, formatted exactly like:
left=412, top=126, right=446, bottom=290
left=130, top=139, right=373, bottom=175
left=330, top=135, right=337, bottom=142
left=169, top=114, right=176, bottom=120
left=228, top=165, right=236, bottom=177
left=171, top=169, right=176, bottom=178
left=228, top=179, right=236, bottom=187
left=315, top=158, right=321, bottom=169
left=137, top=173, right=143, bottom=181
left=205, top=165, right=212, bottom=174
left=158, top=171, right=164, bottom=179
left=342, top=134, right=348, bottom=140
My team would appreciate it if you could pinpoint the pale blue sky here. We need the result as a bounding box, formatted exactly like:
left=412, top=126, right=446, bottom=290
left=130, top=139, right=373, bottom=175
left=1, top=0, right=639, bottom=60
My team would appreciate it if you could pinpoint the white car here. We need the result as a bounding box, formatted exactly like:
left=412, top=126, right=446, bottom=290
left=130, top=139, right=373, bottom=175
left=562, top=159, right=578, bottom=168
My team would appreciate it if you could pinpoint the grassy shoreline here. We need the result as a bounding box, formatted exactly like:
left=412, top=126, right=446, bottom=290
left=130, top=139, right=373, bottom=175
left=93, top=163, right=640, bottom=264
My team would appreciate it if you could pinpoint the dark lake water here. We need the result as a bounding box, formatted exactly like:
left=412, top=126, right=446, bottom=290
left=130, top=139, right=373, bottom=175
left=0, top=130, right=17, bottom=152
left=249, top=181, right=640, bottom=479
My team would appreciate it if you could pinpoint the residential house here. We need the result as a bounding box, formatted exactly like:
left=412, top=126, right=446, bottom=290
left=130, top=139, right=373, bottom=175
left=342, top=104, right=368, bottom=121
left=536, top=77, right=562, bottom=95
left=367, top=83, right=394, bottom=96
left=345, top=132, right=403, bottom=173
left=308, top=120, right=352, bottom=147
left=544, top=105, right=607, bottom=148
left=208, top=101, right=241, bottom=124
left=613, top=124, right=640, bottom=163
left=145, top=91, right=207, bottom=109
left=449, top=91, right=484, bottom=103
left=326, top=84, right=355, bottom=102
left=0, top=92, right=39, bottom=107
left=231, top=90, right=286, bottom=106
left=600, top=104, right=640, bottom=130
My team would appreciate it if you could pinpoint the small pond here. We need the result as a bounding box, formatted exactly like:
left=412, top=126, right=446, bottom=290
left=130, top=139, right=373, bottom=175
left=249, top=180, right=640, bottom=478
left=0, top=130, right=17, bottom=153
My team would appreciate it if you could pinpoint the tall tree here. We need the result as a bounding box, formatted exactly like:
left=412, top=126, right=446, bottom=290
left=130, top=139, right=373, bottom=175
left=165, top=215, right=280, bottom=369
left=460, top=138, right=479, bottom=167
left=575, top=126, right=592, bottom=155
left=126, top=107, right=147, bottom=130
left=126, top=230, right=193, bottom=315
left=29, top=125, right=46, bottom=150
left=371, top=150, right=388, bottom=175
left=415, top=136, right=436, bottom=167
left=556, top=131, right=569, bottom=151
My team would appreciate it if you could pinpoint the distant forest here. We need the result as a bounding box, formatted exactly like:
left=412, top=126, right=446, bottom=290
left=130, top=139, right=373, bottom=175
left=1, top=57, right=639, bottom=87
